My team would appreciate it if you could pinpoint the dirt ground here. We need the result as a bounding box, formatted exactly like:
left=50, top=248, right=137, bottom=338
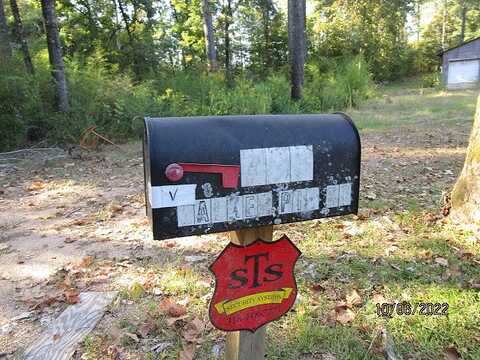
left=0, top=86, right=477, bottom=359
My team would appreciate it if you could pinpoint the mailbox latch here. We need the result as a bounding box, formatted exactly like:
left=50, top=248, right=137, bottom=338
left=165, top=163, right=240, bottom=189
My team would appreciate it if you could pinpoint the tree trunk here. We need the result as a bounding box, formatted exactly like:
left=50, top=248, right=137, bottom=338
left=288, top=0, right=306, bottom=101
left=0, top=0, right=11, bottom=61
left=202, top=0, right=217, bottom=71
left=40, top=0, right=69, bottom=112
left=416, top=1, right=420, bottom=42
left=441, top=0, right=447, bottom=51
left=262, top=0, right=273, bottom=73
left=10, top=0, right=34, bottom=74
left=460, top=1, right=467, bottom=44
left=224, top=0, right=233, bottom=87
left=450, top=95, right=480, bottom=227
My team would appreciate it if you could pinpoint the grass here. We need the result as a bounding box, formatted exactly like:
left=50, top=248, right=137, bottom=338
left=351, top=83, right=478, bottom=131
left=77, top=80, right=480, bottom=359
left=81, top=213, right=480, bottom=359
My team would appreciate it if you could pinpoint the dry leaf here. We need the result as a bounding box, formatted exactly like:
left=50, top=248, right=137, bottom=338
left=138, top=321, right=157, bottom=338
left=435, top=257, right=449, bottom=267
left=179, top=343, right=196, bottom=360
left=80, top=255, right=94, bottom=268
left=166, top=315, right=188, bottom=326
left=27, top=181, right=46, bottom=191
left=111, top=204, right=124, bottom=213
left=311, top=283, right=325, bottom=292
left=460, top=252, right=474, bottom=261
left=107, top=346, right=122, bottom=360
left=30, top=296, right=60, bottom=310
left=182, top=318, right=204, bottom=342
left=372, top=293, right=386, bottom=304
left=64, top=288, right=80, bottom=304
left=53, top=334, right=61, bottom=342
left=72, top=218, right=88, bottom=226
left=124, top=332, right=139, bottom=343
left=160, top=299, right=187, bottom=318
left=346, top=289, right=362, bottom=307
left=444, top=346, right=460, bottom=360
left=334, top=302, right=356, bottom=325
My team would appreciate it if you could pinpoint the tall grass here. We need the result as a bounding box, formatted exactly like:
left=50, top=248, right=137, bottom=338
left=0, top=55, right=374, bottom=151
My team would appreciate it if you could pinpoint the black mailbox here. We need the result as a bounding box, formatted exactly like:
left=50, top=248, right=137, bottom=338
left=143, top=114, right=360, bottom=240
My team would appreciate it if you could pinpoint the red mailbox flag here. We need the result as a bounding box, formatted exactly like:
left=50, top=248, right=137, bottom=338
left=209, top=235, right=301, bottom=332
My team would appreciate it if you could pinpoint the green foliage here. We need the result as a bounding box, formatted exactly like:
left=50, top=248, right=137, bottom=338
left=0, top=54, right=375, bottom=151
left=310, top=0, right=416, bottom=81
left=302, top=56, right=375, bottom=112
left=421, top=73, right=440, bottom=88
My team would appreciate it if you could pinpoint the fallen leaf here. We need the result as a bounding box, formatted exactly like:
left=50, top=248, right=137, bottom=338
left=53, top=334, right=61, bottom=341
left=30, top=296, right=61, bottom=310
left=64, top=238, right=76, bottom=244
left=72, top=218, right=88, bottom=226
left=182, top=318, right=204, bottom=342
left=346, top=289, right=362, bottom=307
left=80, top=255, right=94, bottom=268
left=435, top=257, right=449, bottom=267
left=179, top=343, right=196, bottom=360
left=372, top=293, right=386, bottom=304
left=444, top=345, right=460, bottom=360
left=160, top=299, right=187, bottom=318
left=111, top=204, right=123, bottom=213
left=423, top=213, right=437, bottom=223
left=107, top=346, right=122, bottom=360
left=166, top=315, right=188, bottom=326
left=334, top=302, right=356, bottom=325
left=64, top=288, right=80, bottom=304
left=138, top=321, right=157, bottom=338
left=311, top=283, right=325, bottom=292
left=124, top=332, right=139, bottom=343
left=460, top=252, right=474, bottom=261
left=27, top=181, right=46, bottom=191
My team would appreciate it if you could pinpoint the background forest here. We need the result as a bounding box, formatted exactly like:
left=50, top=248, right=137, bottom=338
left=0, top=0, right=479, bottom=151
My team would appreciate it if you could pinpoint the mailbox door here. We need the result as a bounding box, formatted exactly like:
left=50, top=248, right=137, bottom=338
left=144, top=114, right=360, bottom=240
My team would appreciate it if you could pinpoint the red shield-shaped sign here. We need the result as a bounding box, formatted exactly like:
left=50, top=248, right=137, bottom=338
left=209, top=235, right=301, bottom=332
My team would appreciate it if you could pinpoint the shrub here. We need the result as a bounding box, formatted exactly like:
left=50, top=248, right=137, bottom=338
left=0, top=55, right=374, bottom=151
left=302, top=55, right=375, bottom=112
left=421, top=73, right=440, bottom=88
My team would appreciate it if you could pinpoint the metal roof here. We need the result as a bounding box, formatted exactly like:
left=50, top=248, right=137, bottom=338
left=439, top=36, right=480, bottom=56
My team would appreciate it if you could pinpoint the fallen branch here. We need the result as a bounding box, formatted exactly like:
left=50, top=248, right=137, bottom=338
left=0, top=148, right=63, bottom=158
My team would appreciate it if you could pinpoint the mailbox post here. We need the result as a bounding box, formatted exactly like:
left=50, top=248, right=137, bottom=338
left=225, top=226, right=272, bottom=360
left=143, top=114, right=361, bottom=358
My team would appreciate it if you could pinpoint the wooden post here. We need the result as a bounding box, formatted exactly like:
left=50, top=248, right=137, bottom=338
left=225, top=225, right=273, bottom=360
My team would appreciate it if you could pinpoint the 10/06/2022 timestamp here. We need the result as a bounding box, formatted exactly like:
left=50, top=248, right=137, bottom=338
left=376, top=302, right=449, bottom=317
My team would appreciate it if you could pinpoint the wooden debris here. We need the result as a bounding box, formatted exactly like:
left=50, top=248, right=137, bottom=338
left=24, top=291, right=117, bottom=360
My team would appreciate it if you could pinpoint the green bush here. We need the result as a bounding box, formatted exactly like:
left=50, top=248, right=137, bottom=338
left=0, top=55, right=374, bottom=151
left=303, top=55, right=375, bottom=112
left=421, top=73, right=440, bottom=88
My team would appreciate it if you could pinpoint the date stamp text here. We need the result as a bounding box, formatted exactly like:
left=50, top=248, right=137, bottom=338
left=376, top=302, right=449, bottom=317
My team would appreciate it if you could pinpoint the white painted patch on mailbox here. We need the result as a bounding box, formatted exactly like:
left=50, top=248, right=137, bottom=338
left=151, top=184, right=197, bottom=209
left=177, top=192, right=274, bottom=227
left=240, top=145, right=314, bottom=187
left=279, top=187, right=320, bottom=214
left=326, top=183, right=352, bottom=208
